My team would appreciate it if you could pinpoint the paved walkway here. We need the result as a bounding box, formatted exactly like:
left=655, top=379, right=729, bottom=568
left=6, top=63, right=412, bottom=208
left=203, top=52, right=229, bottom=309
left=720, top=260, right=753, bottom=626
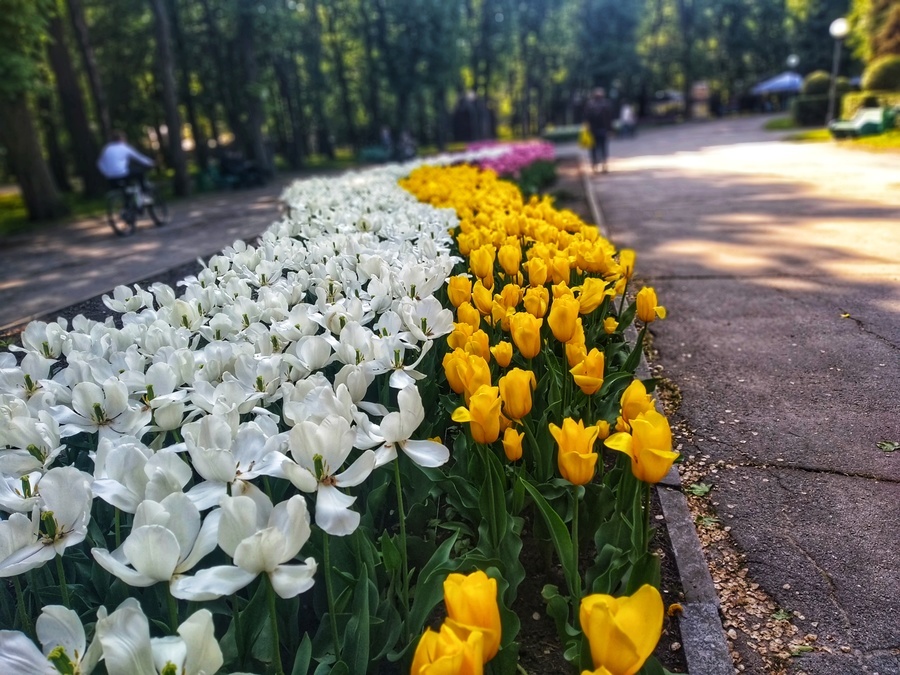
left=588, top=116, right=900, bottom=674
left=0, top=180, right=295, bottom=331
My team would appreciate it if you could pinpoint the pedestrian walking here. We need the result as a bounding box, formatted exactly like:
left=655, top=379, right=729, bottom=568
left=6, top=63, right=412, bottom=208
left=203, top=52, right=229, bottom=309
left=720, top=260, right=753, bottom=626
left=584, top=88, right=613, bottom=173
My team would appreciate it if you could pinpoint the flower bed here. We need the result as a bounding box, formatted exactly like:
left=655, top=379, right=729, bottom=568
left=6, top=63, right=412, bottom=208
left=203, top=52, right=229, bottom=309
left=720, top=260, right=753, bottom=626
left=0, top=149, right=678, bottom=675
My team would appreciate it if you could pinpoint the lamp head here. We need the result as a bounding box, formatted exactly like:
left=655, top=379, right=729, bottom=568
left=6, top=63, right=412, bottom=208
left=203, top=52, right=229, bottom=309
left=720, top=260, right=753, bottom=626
left=830, top=18, right=849, bottom=40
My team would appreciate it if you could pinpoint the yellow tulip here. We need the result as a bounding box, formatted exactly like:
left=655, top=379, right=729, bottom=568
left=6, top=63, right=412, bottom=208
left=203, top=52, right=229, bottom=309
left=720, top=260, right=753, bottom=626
left=448, top=276, right=473, bottom=308
left=502, top=427, right=524, bottom=462
left=604, top=410, right=678, bottom=484
left=577, top=277, right=609, bottom=314
left=452, top=385, right=502, bottom=445
left=549, top=255, right=571, bottom=285
left=490, top=341, right=513, bottom=368
left=443, top=571, right=502, bottom=662
left=442, top=349, right=469, bottom=395
left=497, top=283, right=523, bottom=310
left=461, top=356, right=492, bottom=404
left=523, top=286, right=549, bottom=318
left=524, top=258, right=548, bottom=287
left=618, top=249, right=636, bottom=280
left=579, top=585, right=663, bottom=675
left=603, top=317, right=619, bottom=334
left=570, top=348, right=605, bottom=395
left=547, top=295, right=581, bottom=343
left=616, top=379, right=655, bottom=432
left=551, top=282, right=575, bottom=299
left=635, top=287, right=666, bottom=323
left=498, top=368, right=536, bottom=420
left=470, top=245, right=495, bottom=280
left=549, top=418, right=599, bottom=486
left=447, top=323, right=474, bottom=351
left=509, top=312, right=543, bottom=359
left=457, top=302, right=482, bottom=330
left=581, top=669, right=615, bottom=675
left=565, top=318, right=587, bottom=367
left=465, top=330, right=491, bottom=362
left=411, top=623, right=484, bottom=675
left=472, top=280, right=494, bottom=316
left=498, top=244, right=522, bottom=277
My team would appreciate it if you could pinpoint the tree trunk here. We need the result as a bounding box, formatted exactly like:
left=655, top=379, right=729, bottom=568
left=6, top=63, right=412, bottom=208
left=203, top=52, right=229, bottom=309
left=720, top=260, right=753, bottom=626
left=359, top=1, right=382, bottom=140
left=0, top=97, right=69, bottom=221
left=235, top=5, right=271, bottom=175
left=45, top=12, right=106, bottom=198
left=273, top=57, right=305, bottom=169
left=324, top=5, right=359, bottom=150
left=37, top=93, right=72, bottom=193
left=435, top=85, right=448, bottom=151
left=167, top=0, right=209, bottom=171
left=676, top=0, right=694, bottom=120
left=306, top=0, right=334, bottom=158
left=198, top=0, right=244, bottom=150
left=66, top=0, right=111, bottom=141
left=149, top=0, right=191, bottom=196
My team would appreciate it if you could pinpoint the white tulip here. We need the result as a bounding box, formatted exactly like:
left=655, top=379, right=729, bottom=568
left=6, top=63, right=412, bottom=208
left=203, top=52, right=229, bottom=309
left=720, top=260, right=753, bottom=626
left=51, top=379, right=150, bottom=440
left=374, top=385, right=449, bottom=468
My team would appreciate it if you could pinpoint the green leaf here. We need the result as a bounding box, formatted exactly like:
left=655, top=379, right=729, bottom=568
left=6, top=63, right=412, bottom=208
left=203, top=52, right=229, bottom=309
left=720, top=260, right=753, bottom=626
left=479, top=450, right=508, bottom=551
left=622, top=326, right=647, bottom=373
left=342, top=566, right=371, bottom=675
left=520, top=478, right=576, bottom=598
left=686, top=482, right=712, bottom=497
left=380, top=533, right=402, bottom=573
left=876, top=440, right=900, bottom=453
left=596, top=370, right=634, bottom=401
left=290, top=634, right=312, bottom=675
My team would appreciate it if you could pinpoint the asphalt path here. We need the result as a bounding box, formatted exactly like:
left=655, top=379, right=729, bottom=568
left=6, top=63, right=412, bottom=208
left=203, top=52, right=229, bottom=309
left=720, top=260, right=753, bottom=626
left=0, top=180, right=291, bottom=331
left=588, top=116, right=900, bottom=674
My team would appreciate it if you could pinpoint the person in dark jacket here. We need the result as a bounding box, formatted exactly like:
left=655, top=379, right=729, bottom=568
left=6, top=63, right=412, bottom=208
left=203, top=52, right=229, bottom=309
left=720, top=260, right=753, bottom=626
left=584, top=88, right=613, bottom=173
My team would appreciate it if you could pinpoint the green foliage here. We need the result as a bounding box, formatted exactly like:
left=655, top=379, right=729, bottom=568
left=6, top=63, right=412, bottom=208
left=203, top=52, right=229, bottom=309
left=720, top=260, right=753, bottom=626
left=0, top=0, right=54, bottom=99
left=862, top=54, right=900, bottom=91
left=514, top=160, right=557, bottom=198
left=842, top=91, right=900, bottom=119
left=803, top=70, right=833, bottom=95
left=792, top=94, right=831, bottom=126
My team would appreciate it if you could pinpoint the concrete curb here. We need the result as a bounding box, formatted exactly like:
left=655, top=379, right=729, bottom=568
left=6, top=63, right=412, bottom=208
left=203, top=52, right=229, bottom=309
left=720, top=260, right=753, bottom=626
left=580, top=166, right=734, bottom=675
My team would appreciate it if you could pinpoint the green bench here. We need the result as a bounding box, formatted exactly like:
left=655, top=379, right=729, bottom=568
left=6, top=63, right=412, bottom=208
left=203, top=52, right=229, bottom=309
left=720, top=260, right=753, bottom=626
left=829, top=106, right=897, bottom=139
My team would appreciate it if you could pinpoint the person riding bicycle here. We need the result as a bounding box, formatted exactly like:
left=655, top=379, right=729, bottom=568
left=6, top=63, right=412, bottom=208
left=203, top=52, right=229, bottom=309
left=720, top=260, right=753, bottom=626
left=97, top=131, right=154, bottom=195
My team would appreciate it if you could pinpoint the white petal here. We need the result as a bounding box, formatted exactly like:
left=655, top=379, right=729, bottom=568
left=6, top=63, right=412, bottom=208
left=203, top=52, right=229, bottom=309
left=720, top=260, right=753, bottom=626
left=379, top=412, right=404, bottom=445
left=150, top=636, right=187, bottom=674
left=178, top=609, right=224, bottom=675
left=177, top=509, right=221, bottom=574
left=281, top=459, right=318, bottom=493
left=334, top=450, right=376, bottom=488
left=122, top=525, right=181, bottom=582
left=157, top=492, right=201, bottom=562
left=0, top=631, right=57, bottom=674
left=36, top=605, right=85, bottom=660
left=71, top=382, right=103, bottom=419
left=269, top=560, right=317, bottom=599
left=401, top=439, right=450, bottom=468
left=396, top=385, right=425, bottom=436
left=170, top=566, right=257, bottom=601
left=218, top=495, right=263, bottom=558
left=185, top=481, right=227, bottom=511
left=269, top=495, right=310, bottom=561
left=314, top=485, right=360, bottom=537
left=234, top=528, right=284, bottom=574
left=96, top=602, right=156, bottom=675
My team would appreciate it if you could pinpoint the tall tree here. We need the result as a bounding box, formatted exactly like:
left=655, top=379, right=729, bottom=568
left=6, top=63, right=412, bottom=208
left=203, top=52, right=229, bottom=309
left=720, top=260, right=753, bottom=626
left=0, top=0, right=68, bottom=220
left=236, top=0, right=272, bottom=173
left=149, top=0, right=191, bottom=196
left=66, top=0, right=111, bottom=140
left=167, top=0, right=209, bottom=171
left=46, top=7, right=107, bottom=197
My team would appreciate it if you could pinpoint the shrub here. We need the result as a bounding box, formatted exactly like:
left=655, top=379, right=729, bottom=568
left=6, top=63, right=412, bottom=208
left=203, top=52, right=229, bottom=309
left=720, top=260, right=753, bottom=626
left=803, top=70, right=833, bottom=95
left=862, top=55, right=900, bottom=92
left=792, top=94, right=830, bottom=126
left=842, top=91, right=900, bottom=124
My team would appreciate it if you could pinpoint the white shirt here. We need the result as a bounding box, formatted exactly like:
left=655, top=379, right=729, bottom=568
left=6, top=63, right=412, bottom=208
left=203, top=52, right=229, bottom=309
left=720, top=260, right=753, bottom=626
left=96, top=141, right=153, bottom=179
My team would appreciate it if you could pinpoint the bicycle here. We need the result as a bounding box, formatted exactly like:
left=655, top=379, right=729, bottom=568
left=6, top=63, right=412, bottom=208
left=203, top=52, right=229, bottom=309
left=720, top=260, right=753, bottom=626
left=105, top=179, right=169, bottom=236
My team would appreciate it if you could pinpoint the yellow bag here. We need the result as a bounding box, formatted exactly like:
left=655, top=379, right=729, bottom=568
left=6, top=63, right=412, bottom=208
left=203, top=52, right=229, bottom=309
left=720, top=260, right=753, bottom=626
left=579, top=125, right=594, bottom=149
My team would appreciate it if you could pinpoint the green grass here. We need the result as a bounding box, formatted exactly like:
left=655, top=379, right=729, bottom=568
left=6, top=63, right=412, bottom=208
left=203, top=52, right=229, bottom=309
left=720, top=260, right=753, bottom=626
left=764, top=116, right=798, bottom=131
left=785, top=128, right=832, bottom=142
left=0, top=190, right=110, bottom=238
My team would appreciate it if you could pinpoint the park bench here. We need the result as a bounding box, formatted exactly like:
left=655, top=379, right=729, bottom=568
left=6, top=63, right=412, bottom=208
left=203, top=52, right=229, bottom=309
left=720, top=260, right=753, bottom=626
left=829, top=106, right=897, bottom=139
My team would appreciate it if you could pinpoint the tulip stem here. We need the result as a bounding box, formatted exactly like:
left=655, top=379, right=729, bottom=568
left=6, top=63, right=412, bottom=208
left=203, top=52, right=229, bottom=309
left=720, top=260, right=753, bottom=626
left=643, top=482, right=652, bottom=551
left=618, top=278, right=629, bottom=316
left=571, top=485, right=582, bottom=621
left=324, top=535, right=342, bottom=663
left=114, top=507, right=121, bottom=548
left=394, top=458, right=411, bottom=630
left=516, top=665, right=530, bottom=675
left=265, top=575, right=285, bottom=675
left=13, top=576, right=33, bottom=638
left=55, top=555, right=70, bottom=609
left=232, top=595, right=245, bottom=666
left=166, top=588, right=179, bottom=633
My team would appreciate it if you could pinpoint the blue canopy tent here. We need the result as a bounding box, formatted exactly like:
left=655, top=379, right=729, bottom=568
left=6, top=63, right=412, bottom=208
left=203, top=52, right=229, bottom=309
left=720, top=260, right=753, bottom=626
left=751, top=71, right=803, bottom=96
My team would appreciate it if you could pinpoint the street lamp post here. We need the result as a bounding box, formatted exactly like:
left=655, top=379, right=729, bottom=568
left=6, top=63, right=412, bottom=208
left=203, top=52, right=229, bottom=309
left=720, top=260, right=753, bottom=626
left=826, top=18, right=849, bottom=124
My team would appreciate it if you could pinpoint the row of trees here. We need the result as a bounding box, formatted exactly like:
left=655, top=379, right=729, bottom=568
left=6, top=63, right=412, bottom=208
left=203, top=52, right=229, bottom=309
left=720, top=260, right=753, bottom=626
left=1, top=0, right=890, bottom=221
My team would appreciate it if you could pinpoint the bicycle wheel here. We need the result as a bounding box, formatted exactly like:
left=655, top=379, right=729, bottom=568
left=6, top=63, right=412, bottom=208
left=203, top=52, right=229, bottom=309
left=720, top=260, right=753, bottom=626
left=147, top=187, right=169, bottom=227
left=106, top=190, right=137, bottom=236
